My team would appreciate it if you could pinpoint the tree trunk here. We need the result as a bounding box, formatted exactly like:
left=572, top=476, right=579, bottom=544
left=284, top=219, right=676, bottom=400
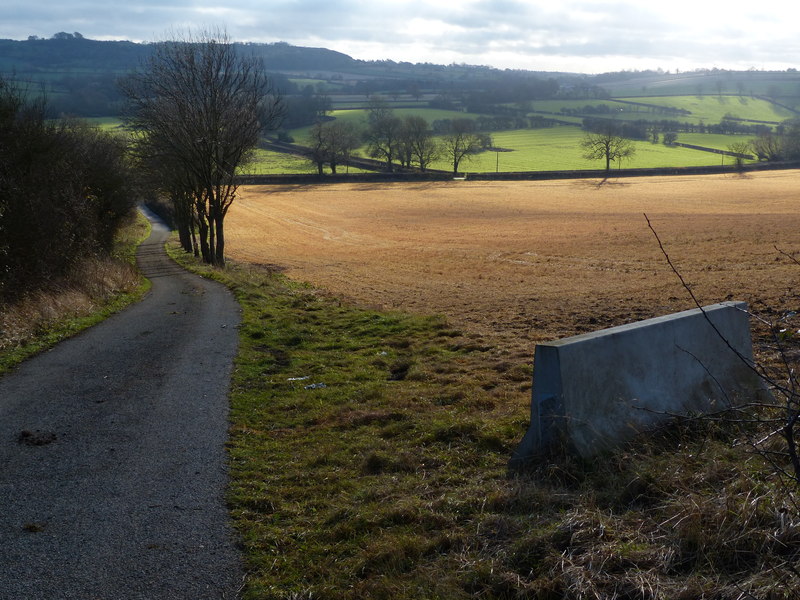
left=208, top=213, right=217, bottom=266
left=190, top=223, right=199, bottom=258
left=214, top=216, right=226, bottom=268
left=177, top=222, right=192, bottom=253
left=197, top=217, right=210, bottom=263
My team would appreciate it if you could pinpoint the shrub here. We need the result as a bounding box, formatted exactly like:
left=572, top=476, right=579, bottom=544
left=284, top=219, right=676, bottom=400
left=0, top=76, right=137, bottom=300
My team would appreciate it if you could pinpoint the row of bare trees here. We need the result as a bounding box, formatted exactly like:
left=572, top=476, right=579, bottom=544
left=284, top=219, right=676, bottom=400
left=120, top=30, right=283, bottom=267
left=746, top=124, right=800, bottom=162
left=307, top=97, right=491, bottom=175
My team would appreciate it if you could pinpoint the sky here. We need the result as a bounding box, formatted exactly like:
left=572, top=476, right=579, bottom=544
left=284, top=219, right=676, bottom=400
left=1, top=0, right=798, bottom=74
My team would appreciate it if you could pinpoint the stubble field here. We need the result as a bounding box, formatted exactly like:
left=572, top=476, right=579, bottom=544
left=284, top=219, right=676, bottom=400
left=226, top=170, right=800, bottom=360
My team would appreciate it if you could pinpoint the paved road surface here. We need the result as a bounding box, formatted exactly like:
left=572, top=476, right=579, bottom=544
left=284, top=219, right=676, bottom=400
left=0, top=209, right=244, bottom=599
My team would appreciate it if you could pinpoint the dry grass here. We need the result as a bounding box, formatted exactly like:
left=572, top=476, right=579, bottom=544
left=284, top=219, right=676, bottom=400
left=0, top=259, right=139, bottom=347
left=0, top=212, right=149, bottom=369
left=227, top=170, right=800, bottom=359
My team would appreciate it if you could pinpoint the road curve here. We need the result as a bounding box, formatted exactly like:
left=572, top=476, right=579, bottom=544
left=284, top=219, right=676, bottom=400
left=0, top=208, right=244, bottom=599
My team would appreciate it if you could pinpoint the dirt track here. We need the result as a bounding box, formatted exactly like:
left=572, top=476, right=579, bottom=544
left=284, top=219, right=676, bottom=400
left=226, top=171, right=800, bottom=358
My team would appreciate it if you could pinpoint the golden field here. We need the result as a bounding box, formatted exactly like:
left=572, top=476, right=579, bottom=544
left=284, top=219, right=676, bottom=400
left=226, top=171, right=800, bottom=359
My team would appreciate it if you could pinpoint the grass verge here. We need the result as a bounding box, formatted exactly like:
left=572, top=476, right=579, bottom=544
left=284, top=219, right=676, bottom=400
left=0, top=210, right=151, bottom=374
left=169, top=244, right=800, bottom=599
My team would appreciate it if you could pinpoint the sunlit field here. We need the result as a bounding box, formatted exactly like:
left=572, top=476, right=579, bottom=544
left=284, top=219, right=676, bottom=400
left=226, top=170, right=800, bottom=355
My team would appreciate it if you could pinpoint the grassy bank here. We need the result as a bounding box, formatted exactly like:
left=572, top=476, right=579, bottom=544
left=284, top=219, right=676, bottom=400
left=0, top=211, right=151, bottom=374
left=169, top=245, right=800, bottom=599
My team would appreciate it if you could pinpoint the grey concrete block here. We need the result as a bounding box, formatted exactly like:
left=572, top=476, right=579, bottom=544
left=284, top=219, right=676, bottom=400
left=513, top=301, right=766, bottom=460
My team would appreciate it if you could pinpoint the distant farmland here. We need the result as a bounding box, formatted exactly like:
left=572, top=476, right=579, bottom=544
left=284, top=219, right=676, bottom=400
left=255, top=91, right=791, bottom=174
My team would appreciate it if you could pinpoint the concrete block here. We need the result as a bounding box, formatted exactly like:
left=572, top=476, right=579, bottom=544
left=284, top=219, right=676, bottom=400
left=512, top=301, right=766, bottom=460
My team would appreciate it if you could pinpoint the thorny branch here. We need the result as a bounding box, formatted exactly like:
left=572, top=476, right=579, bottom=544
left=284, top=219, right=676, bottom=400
left=644, top=213, right=800, bottom=486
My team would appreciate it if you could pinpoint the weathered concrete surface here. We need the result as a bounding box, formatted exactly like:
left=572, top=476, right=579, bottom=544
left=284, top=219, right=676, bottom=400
left=513, top=301, right=765, bottom=460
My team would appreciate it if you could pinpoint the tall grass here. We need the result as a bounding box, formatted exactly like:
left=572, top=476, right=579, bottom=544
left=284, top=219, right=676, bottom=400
left=0, top=211, right=150, bottom=373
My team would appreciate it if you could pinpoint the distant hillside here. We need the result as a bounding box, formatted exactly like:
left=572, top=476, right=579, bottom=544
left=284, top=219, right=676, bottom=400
left=0, top=36, right=140, bottom=75
left=0, top=34, right=576, bottom=118
left=0, top=34, right=359, bottom=77
left=240, top=41, right=358, bottom=72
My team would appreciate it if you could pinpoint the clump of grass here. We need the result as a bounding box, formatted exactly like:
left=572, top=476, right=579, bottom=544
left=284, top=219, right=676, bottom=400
left=0, top=211, right=151, bottom=373
left=169, top=243, right=800, bottom=599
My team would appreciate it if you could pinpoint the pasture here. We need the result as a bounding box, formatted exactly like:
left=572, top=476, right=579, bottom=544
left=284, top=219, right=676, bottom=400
left=274, top=120, right=750, bottom=174
left=621, top=95, right=792, bottom=123
left=428, top=127, right=739, bottom=171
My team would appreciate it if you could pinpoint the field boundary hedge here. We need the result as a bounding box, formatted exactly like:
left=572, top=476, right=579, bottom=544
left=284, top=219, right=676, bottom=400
left=236, top=160, right=800, bottom=185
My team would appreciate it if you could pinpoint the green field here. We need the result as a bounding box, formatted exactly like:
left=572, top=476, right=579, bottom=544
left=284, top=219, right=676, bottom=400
left=528, top=99, right=629, bottom=114
left=530, top=96, right=792, bottom=124
left=244, top=148, right=374, bottom=175
left=306, top=107, right=484, bottom=133
left=289, top=78, right=346, bottom=92
left=244, top=150, right=318, bottom=175
left=531, top=95, right=795, bottom=124
left=599, top=71, right=800, bottom=98
left=84, top=117, right=126, bottom=131
left=622, top=95, right=791, bottom=123
left=264, top=124, right=748, bottom=175
left=678, top=132, right=756, bottom=151
left=430, top=126, right=744, bottom=173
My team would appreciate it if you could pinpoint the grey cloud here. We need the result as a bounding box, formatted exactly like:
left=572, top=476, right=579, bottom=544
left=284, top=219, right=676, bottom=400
left=1, top=0, right=798, bottom=72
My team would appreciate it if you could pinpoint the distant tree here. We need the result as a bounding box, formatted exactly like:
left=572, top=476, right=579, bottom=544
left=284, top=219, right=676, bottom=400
left=364, top=97, right=403, bottom=171
left=784, top=123, right=800, bottom=160
left=308, top=121, right=331, bottom=175
left=442, top=118, right=483, bottom=175
left=399, top=115, right=440, bottom=171
left=662, top=131, right=678, bottom=145
left=727, top=141, right=753, bottom=170
left=307, top=120, right=361, bottom=174
left=121, top=29, right=283, bottom=266
left=751, top=132, right=784, bottom=161
left=581, top=124, right=636, bottom=172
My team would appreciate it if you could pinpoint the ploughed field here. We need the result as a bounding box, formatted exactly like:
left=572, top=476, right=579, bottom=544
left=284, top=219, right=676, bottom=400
left=227, top=171, right=800, bottom=359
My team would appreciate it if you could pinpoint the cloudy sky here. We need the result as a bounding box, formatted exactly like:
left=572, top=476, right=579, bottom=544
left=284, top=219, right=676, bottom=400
left=1, top=0, right=798, bottom=74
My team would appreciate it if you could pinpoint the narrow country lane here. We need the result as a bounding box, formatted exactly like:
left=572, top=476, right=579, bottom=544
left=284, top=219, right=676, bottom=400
left=0, top=208, right=244, bottom=599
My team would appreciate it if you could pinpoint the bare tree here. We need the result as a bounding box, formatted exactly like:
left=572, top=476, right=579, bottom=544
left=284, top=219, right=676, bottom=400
left=581, top=124, right=636, bottom=172
left=121, top=29, right=283, bottom=266
left=307, top=120, right=361, bottom=174
left=307, top=121, right=331, bottom=176
left=364, top=97, right=403, bottom=172
left=751, top=132, right=784, bottom=161
left=727, top=141, right=753, bottom=170
left=400, top=115, right=440, bottom=171
left=442, top=118, right=482, bottom=175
